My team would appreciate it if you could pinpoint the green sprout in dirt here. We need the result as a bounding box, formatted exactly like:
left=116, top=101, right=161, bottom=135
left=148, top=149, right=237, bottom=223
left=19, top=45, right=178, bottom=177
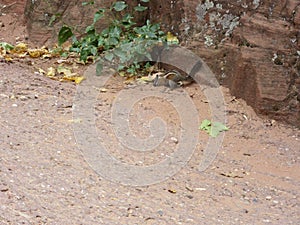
left=58, top=0, right=177, bottom=75
left=0, top=42, right=14, bottom=51
left=199, top=119, right=229, bottom=137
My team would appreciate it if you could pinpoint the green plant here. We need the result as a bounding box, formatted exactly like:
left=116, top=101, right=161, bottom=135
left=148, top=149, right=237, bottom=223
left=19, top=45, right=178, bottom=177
left=199, top=119, right=228, bottom=137
left=58, top=0, right=174, bottom=75
left=0, top=42, right=14, bottom=51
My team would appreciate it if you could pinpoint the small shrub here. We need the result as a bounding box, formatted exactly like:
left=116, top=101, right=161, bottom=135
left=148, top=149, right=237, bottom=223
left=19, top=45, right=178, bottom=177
left=58, top=0, right=178, bottom=75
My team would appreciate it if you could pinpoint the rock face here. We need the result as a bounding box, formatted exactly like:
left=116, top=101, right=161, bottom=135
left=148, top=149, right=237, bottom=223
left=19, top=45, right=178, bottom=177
left=225, top=1, right=300, bottom=126
left=22, top=0, right=300, bottom=127
left=181, top=0, right=299, bottom=127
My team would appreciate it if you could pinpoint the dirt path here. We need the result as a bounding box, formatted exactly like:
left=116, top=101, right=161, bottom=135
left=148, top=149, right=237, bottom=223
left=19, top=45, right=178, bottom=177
left=0, top=8, right=300, bottom=225
left=0, top=61, right=299, bottom=224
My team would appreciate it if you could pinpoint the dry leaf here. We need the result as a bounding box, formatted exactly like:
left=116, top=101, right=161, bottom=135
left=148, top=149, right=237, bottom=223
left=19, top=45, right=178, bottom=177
left=12, top=43, right=28, bottom=54
left=62, top=76, right=85, bottom=84
left=47, top=67, right=56, bottom=77
left=124, top=76, right=135, bottom=85
left=137, top=76, right=154, bottom=83
left=28, top=48, right=48, bottom=58
left=168, top=189, right=177, bottom=194
left=4, top=56, right=13, bottom=62
left=38, top=68, right=46, bottom=75
left=57, top=66, right=73, bottom=76
left=73, top=76, right=85, bottom=84
left=166, top=32, right=179, bottom=44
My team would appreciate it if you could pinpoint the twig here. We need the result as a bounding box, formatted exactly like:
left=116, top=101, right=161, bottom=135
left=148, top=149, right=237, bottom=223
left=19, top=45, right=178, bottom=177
left=0, top=2, right=17, bottom=13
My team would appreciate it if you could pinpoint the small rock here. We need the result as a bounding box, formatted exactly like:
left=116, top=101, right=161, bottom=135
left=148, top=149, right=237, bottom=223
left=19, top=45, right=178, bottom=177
left=195, top=187, right=206, bottom=191
left=265, top=196, right=272, bottom=200
left=0, top=185, right=9, bottom=192
left=100, top=88, right=107, bottom=93
left=170, top=137, right=178, bottom=144
left=19, top=95, right=28, bottom=101
left=186, top=195, right=193, bottom=199
left=185, top=185, right=194, bottom=192
left=157, top=210, right=163, bottom=216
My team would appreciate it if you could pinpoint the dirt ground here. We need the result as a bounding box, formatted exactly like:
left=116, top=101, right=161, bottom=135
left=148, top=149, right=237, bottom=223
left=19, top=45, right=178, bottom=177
left=1, top=11, right=300, bottom=225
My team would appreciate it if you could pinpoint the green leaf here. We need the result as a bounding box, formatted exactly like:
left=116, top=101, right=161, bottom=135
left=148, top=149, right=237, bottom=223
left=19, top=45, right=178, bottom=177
left=90, top=45, right=98, bottom=56
left=104, top=52, right=114, bottom=61
left=210, top=122, right=229, bottom=137
left=0, top=42, right=14, bottom=51
left=117, top=64, right=125, bottom=71
left=94, top=9, right=105, bottom=23
left=101, top=28, right=110, bottom=37
left=58, top=25, right=73, bottom=46
left=114, top=48, right=127, bottom=63
left=199, top=119, right=211, bottom=131
left=71, top=35, right=77, bottom=43
left=110, top=26, right=121, bottom=38
left=150, top=23, right=160, bottom=32
left=85, top=24, right=95, bottom=34
left=82, top=1, right=94, bottom=6
left=134, top=4, right=148, bottom=12
left=69, top=47, right=80, bottom=53
left=112, top=1, right=127, bottom=11
left=96, top=62, right=103, bottom=76
left=106, top=37, right=119, bottom=46
left=61, top=52, right=69, bottom=58
left=80, top=49, right=89, bottom=62
left=48, top=14, right=59, bottom=27
left=144, top=62, right=151, bottom=69
left=127, top=66, right=137, bottom=74
left=140, top=0, right=149, bottom=2
left=122, top=14, right=135, bottom=29
left=199, top=120, right=228, bottom=137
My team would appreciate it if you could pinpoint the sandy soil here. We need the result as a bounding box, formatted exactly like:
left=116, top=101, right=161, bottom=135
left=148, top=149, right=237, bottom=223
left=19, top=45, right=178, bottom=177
left=0, top=11, right=299, bottom=225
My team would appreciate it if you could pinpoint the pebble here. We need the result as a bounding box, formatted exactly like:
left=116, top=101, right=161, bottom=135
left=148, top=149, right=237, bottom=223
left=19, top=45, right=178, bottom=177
left=19, top=95, right=27, bottom=101
left=170, top=137, right=178, bottom=144
left=157, top=210, right=163, bottom=216
left=195, top=187, right=206, bottom=191
left=265, top=196, right=272, bottom=200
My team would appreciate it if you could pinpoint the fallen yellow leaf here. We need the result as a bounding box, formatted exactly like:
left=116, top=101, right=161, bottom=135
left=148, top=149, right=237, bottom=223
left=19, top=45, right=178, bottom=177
left=57, top=65, right=73, bottom=76
left=47, top=67, right=56, bottom=77
left=38, top=68, right=46, bottom=75
left=12, top=43, right=28, bottom=54
left=62, top=76, right=85, bottom=84
left=124, top=76, right=135, bottom=85
left=17, top=52, right=28, bottom=58
left=73, top=76, right=85, bottom=84
left=4, top=56, right=13, bottom=62
left=118, top=71, right=126, bottom=77
left=166, top=32, right=179, bottom=44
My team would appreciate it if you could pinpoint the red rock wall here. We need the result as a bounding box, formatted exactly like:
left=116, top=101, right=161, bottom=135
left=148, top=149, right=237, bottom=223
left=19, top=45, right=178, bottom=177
left=181, top=0, right=300, bottom=127
left=226, top=1, right=299, bottom=126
